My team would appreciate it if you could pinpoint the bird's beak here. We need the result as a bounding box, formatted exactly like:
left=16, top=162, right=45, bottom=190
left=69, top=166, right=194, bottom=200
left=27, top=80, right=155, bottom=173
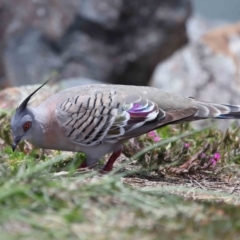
left=12, top=137, right=21, bottom=152
left=12, top=142, right=17, bottom=152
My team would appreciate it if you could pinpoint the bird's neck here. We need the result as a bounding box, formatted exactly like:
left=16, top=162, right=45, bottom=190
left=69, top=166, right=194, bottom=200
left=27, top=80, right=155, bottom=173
left=29, top=107, right=49, bottom=147
left=30, top=105, right=63, bottom=150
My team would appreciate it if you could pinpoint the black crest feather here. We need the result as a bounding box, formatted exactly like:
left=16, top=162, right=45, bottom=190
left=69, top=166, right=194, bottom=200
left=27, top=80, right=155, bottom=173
left=17, top=75, right=56, bottom=112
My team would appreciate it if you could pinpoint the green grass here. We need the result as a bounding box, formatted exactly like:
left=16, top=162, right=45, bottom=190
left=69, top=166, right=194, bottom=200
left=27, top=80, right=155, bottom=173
left=1, top=111, right=240, bottom=239
left=1, top=164, right=240, bottom=240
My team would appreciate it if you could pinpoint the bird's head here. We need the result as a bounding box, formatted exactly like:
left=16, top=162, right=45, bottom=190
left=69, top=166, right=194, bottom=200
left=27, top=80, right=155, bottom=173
left=11, top=80, right=50, bottom=151
left=11, top=107, right=35, bottom=151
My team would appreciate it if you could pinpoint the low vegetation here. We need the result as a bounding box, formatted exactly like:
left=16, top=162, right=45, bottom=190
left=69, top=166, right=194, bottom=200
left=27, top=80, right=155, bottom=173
left=0, top=109, right=240, bottom=239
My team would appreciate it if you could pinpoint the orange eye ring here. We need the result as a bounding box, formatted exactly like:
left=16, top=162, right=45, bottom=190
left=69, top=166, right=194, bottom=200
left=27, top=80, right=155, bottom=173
left=23, top=121, right=32, bottom=132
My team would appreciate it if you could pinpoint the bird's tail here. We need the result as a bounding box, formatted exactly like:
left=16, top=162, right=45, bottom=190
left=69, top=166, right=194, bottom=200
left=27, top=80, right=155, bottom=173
left=193, top=101, right=240, bottom=120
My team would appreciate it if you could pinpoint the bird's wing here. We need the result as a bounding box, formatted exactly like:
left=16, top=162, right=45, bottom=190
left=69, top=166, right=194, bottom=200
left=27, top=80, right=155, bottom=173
left=56, top=87, right=197, bottom=146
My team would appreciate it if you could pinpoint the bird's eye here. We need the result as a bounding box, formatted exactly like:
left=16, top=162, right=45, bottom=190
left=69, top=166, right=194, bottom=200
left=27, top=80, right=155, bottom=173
left=23, top=121, right=32, bottom=132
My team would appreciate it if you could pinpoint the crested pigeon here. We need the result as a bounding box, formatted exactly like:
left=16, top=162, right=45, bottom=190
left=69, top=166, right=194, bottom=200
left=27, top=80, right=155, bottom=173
left=11, top=81, right=240, bottom=171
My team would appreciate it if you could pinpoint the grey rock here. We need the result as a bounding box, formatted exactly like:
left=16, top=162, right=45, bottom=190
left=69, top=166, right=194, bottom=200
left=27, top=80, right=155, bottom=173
left=5, top=29, right=62, bottom=86
left=151, top=17, right=240, bottom=129
left=0, top=0, right=191, bottom=87
left=77, top=0, right=122, bottom=29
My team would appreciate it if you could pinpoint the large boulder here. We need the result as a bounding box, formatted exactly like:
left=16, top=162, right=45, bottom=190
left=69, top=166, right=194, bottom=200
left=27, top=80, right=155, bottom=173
left=151, top=19, right=240, bottom=104
left=0, top=0, right=191, bottom=87
left=151, top=18, right=240, bottom=129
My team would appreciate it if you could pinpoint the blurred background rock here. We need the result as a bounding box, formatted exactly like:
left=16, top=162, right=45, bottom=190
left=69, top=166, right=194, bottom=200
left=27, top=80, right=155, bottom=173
left=152, top=0, right=240, bottom=104
left=0, top=0, right=191, bottom=88
left=1, top=0, right=240, bottom=121
left=151, top=0, right=240, bottom=129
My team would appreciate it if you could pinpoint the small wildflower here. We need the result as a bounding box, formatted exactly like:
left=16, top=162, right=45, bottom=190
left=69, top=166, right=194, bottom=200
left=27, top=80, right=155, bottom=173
left=184, top=143, right=190, bottom=149
left=200, top=153, right=206, bottom=158
left=210, top=152, right=221, bottom=166
left=214, top=152, right=221, bottom=160
left=153, top=136, right=161, bottom=142
left=147, top=130, right=161, bottom=142
left=147, top=131, right=156, bottom=138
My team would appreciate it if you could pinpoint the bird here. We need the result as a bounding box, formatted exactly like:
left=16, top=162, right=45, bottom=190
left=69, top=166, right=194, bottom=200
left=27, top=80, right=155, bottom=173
left=10, top=81, right=240, bottom=172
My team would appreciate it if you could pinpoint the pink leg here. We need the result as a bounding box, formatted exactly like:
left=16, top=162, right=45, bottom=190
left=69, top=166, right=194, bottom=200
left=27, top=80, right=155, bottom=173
left=102, top=148, right=122, bottom=172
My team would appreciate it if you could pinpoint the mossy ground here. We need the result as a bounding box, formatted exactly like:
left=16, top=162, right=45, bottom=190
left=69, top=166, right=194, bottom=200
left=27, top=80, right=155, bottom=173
left=1, top=110, right=240, bottom=239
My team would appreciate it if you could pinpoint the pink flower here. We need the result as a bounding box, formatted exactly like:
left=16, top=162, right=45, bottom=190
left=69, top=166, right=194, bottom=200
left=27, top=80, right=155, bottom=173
left=147, top=131, right=156, bottom=138
left=214, top=152, right=221, bottom=160
left=153, top=136, right=161, bottom=142
left=184, top=143, right=190, bottom=149
left=210, top=152, right=221, bottom=166
left=147, top=130, right=161, bottom=142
